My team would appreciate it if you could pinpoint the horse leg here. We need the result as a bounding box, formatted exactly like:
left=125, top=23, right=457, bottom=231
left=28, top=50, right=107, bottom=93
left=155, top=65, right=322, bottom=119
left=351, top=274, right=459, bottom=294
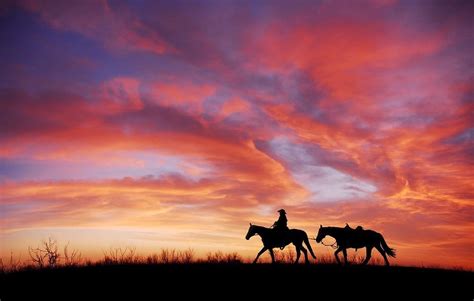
left=253, top=246, right=267, bottom=264
left=362, top=246, right=373, bottom=265
left=295, top=245, right=301, bottom=264
left=300, top=245, right=309, bottom=264
left=342, top=248, right=349, bottom=265
left=375, top=245, right=390, bottom=266
left=334, top=247, right=342, bottom=264
left=268, top=248, right=276, bottom=264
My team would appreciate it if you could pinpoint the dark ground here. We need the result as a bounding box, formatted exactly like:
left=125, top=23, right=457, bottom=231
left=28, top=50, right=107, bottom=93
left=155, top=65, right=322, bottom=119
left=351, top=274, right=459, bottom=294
left=1, top=264, right=472, bottom=299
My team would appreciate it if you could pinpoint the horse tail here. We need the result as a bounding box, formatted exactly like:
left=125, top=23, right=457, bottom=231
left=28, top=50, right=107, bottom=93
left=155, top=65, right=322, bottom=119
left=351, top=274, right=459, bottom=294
left=379, top=234, right=396, bottom=257
left=303, top=233, right=317, bottom=259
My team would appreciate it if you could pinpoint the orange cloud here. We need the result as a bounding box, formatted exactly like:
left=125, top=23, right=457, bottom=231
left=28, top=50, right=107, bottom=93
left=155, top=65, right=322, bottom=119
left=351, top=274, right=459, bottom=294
left=218, top=97, right=250, bottom=121
left=150, top=82, right=216, bottom=115
left=242, top=10, right=449, bottom=109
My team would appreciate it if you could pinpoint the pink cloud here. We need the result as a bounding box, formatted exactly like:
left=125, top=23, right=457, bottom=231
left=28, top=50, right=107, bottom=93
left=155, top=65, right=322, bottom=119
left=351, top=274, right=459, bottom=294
left=101, top=77, right=143, bottom=113
left=150, top=82, right=216, bottom=114
left=218, top=97, right=250, bottom=120
left=20, top=0, right=173, bottom=54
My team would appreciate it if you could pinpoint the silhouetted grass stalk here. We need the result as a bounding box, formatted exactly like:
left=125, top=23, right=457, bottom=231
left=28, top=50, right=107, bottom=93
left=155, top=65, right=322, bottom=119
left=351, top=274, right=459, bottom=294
left=3, top=238, right=468, bottom=273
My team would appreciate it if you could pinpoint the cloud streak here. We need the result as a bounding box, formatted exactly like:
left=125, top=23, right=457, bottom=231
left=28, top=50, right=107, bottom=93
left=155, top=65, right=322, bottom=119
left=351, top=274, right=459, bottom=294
left=19, top=0, right=174, bottom=54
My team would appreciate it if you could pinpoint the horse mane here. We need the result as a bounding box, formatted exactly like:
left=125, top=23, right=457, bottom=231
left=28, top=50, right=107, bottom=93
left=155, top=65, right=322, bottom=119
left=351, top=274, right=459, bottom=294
left=325, top=226, right=345, bottom=232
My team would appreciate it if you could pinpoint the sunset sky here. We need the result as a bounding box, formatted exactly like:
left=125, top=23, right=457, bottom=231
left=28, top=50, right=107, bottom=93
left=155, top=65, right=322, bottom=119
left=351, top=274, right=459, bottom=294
left=1, top=0, right=473, bottom=268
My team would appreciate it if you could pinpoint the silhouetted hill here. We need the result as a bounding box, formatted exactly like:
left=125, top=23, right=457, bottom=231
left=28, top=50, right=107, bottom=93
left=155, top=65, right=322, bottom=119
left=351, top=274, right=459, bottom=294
left=1, top=263, right=472, bottom=299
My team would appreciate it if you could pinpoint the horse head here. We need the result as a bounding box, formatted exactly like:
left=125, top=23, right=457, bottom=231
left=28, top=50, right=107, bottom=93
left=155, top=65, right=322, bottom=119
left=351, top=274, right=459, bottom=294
left=315, top=224, right=327, bottom=243
left=245, top=223, right=256, bottom=240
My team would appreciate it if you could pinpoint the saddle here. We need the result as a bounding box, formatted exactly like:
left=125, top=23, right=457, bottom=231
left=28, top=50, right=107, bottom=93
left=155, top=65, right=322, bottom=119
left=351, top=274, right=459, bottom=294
left=345, top=226, right=364, bottom=249
left=272, top=228, right=289, bottom=249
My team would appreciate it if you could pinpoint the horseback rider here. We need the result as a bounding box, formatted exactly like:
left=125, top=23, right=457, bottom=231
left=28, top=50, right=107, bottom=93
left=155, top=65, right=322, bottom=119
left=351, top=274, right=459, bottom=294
left=272, top=209, right=289, bottom=248
left=272, top=209, right=289, bottom=231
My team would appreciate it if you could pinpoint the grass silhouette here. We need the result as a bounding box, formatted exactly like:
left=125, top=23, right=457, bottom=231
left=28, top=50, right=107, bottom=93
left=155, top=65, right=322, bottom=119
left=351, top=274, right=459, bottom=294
left=1, top=240, right=472, bottom=299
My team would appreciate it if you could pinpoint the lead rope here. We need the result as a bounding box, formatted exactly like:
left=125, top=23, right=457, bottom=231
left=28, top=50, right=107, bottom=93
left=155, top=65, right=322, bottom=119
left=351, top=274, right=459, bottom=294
left=321, top=240, right=338, bottom=249
left=309, top=237, right=338, bottom=249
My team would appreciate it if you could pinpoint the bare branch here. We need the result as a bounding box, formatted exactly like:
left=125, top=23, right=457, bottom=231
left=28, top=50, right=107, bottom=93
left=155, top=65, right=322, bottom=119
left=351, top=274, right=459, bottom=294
left=28, top=246, right=46, bottom=268
left=64, top=242, right=82, bottom=266
left=42, top=237, right=60, bottom=267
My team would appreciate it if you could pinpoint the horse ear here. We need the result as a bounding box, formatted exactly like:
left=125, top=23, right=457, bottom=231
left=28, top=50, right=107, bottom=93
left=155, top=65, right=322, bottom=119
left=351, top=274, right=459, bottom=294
left=249, top=223, right=252, bottom=226
left=320, top=224, right=322, bottom=228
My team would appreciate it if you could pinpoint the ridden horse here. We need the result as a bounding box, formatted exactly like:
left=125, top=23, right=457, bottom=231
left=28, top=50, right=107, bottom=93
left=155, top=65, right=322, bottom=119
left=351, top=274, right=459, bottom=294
left=245, top=223, right=316, bottom=264
left=315, top=225, right=396, bottom=266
